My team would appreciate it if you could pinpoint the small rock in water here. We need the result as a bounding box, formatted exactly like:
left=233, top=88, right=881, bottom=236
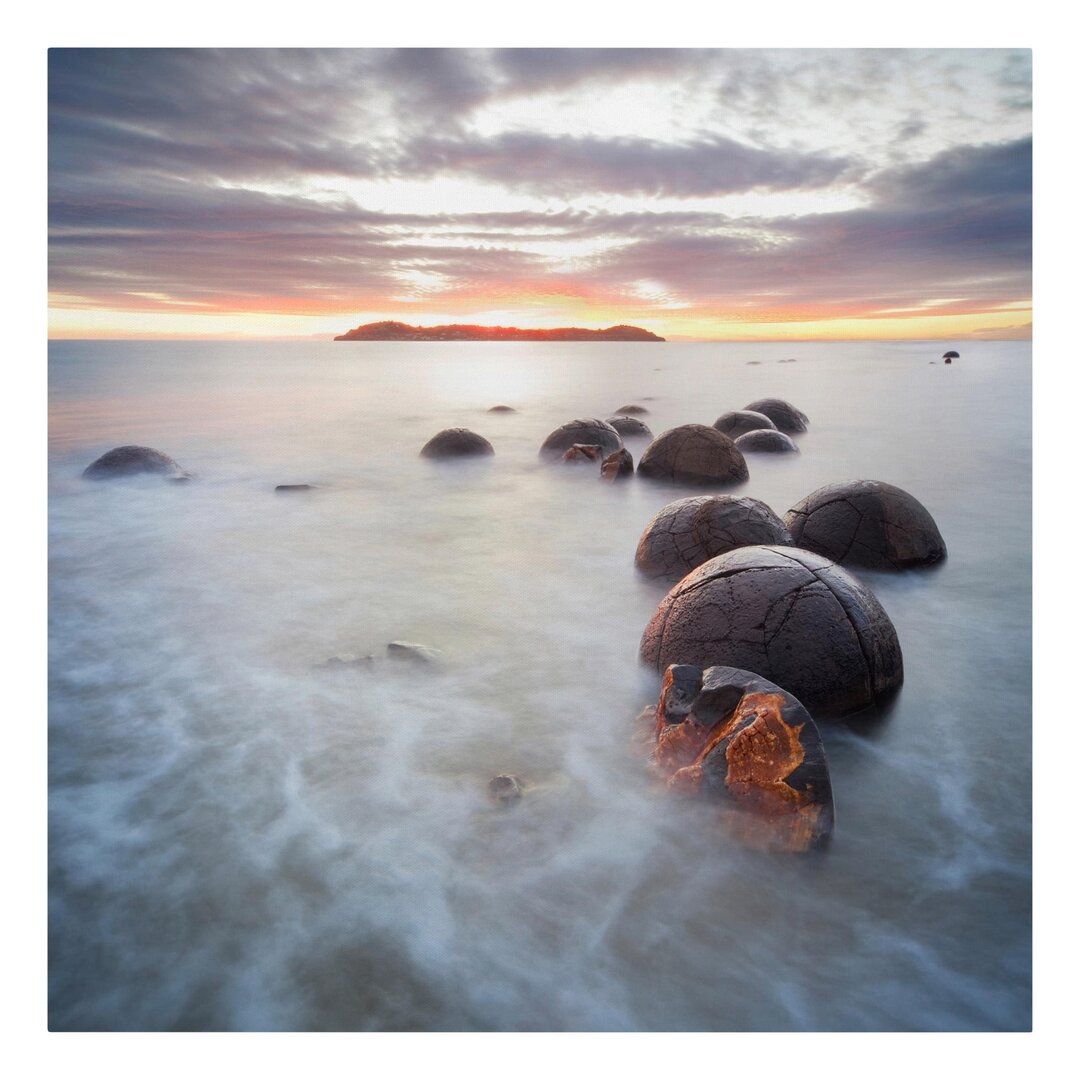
left=317, top=653, right=376, bottom=670
left=276, top=484, right=315, bottom=492
left=614, top=404, right=649, bottom=415
left=82, top=445, right=185, bottom=480
left=387, top=641, right=443, bottom=666
left=488, top=405, right=517, bottom=413
left=600, top=448, right=634, bottom=481
left=488, top=774, right=524, bottom=807
left=420, top=428, right=495, bottom=459
left=561, top=443, right=604, bottom=463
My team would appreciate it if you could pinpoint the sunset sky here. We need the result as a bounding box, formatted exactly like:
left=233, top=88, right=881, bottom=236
left=47, top=48, right=1032, bottom=341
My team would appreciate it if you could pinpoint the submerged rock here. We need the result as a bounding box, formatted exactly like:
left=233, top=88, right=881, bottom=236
left=637, top=424, right=749, bottom=487
left=640, top=545, right=903, bottom=717
left=943, top=350, right=959, bottom=362
left=82, top=445, right=184, bottom=480
left=539, top=418, right=623, bottom=462
left=420, top=428, right=494, bottom=459
left=635, top=495, right=792, bottom=582
left=387, top=641, right=443, bottom=666
left=743, top=398, right=809, bottom=434
left=275, top=484, right=316, bottom=492
left=606, top=415, right=653, bottom=440
left=785, top=480, right=946, bottom=569
left=650, top=664, right=834, bottom=851
left=734, top=429, right=799, bottom=454
left=713, top=410, right=776, bottom=439
left=488, top=405, right=517, bottom=413
left=317, top=653, right=377, bottom=670
left=601, top=448, right=634, bottom=481
left=488, top=774, right=524, bottom=807
left=614, top=404, right=649, bottom=415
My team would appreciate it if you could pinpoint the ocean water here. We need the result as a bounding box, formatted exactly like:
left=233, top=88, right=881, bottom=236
left=47, top=339, right=1031, bottom=1031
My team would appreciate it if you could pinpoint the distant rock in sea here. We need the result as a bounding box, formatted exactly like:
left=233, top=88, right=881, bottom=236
left=334, top=320, right=664, bottom=342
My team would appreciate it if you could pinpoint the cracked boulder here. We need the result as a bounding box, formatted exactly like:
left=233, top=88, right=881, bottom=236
left=735, top=429, right=799, bottom=454
left=420, top=428, right=494, bottom=459
left=640, top=545, right=903, bottom=717
left=651, top=664, right=834, bottom=851
left=561, top=443, right=604, bottom=463
left=637, top=424, right=749, bottom=487
left=539, top=418, right=623, bottom=461
left=713, top=410, right=777, bottom=439
left=635, top=495, right=792, bottom=582
left=743, top=398, right=809, bottom=434
left=601, top=448, right=634, bottom=481
left=606, top=415, right=653, bottom=440
left=785, top=480, right=946, bottom=569
left=83, top=445, right=186, bottom=480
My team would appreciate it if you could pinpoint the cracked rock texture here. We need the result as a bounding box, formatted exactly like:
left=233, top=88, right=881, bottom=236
left=785, top=480, right=946, bottom=569
left=539, top=418, right=623, bottom=461
left=83, top=445, right=185, bottom=480
left=601, top=448, right=634, bottom=481
left=640, top=545, right=903, bottom=716
left=652, top=664, right=834, bottom=851
left=636, top=424, right=749, bottom=487
left=606, top=415, right=653, bottom=440
left=420, top=428, right=495, bottom=459
left=743, top=398, right=809, bottom=434
left=635, top=495, right=792, bottom=582
left=735, top=429, right=799, bottom=454
left=713, top=410, right=777, bottom=439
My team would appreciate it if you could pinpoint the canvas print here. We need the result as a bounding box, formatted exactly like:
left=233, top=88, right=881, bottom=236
left=48, top=48, right=1032, bottom=1031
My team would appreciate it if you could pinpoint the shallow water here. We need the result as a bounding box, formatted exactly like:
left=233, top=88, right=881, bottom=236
left=48, top=339, right=1031, bottom=1031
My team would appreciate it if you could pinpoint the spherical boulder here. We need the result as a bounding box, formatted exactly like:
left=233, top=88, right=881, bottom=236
left=640, top=545, right=902, bottom=717
left=743, top=398, right=808, bottom=434
left=637, top=424, right=748, bottom=487
left=614, top=404, right=649, bottom=415
left=488, top=405, right=517, bottom=413
left=606, top=415, right=653, bottom=441
left=651, top=664, right=834, bottom=851
left=713, top=410, right=776, bottom=439
left=735, top=429, right=799, bottom=454
left=942, top=350, right=959, bottom=361
left=82, top=445, right=184, bottom=480
left=785, top=480, right=946, bottom=569
left=420, top=428, right=494, bottom=459
left=539, top=418, right=623, bottom=462
left=635, top=495, right=792, bottom=582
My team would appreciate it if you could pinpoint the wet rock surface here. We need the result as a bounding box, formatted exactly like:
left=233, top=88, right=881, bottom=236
left=420, top=428, right=495, bottom=459
left=785, top=480, right=946, bottom=569
left=636, top=424, right=749, bottom=487
left=635, top=495, right=792, bottom=582
left=82, top=445, right=185, bottom=480
left=734, top=429, right=799, bottom=454
left=539, top=418, right=623, bottom=461
left=606, top=415, right=653, bottom=440
left=640, top=544, right=903, bottom=717
left=713, top=410, right=776, bottom=439
left=650, top=664, right=834, bottom=851
left=601, top=448, right=634, bottom=481
left=743, top=398, right=809, bottom=434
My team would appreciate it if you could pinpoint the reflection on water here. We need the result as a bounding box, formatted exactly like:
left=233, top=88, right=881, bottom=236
left=49, top=340, right=1031, bottom=1030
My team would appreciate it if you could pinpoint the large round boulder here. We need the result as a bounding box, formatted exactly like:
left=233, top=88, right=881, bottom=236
left=82, top=445, right=184, bottom=480
left=713, top=410, right=776, bottom=439
left=420, top=428, right=494, bottom=459
left=785, top=480, right=946, bottom=569
left=651, top=664, right=834, bottom=851
left=636, top=424, right=748, bottom=487
left=640, top=545, right=902, bottom=717
left=606, top=415, right=653, bottom=440
left=735, top=429, right=799, bottom=454
left=539, top=418, right=622, bottom=462
left=743, top=398, right=808, bottom=434
left=635, top=495, right=792, bottom=582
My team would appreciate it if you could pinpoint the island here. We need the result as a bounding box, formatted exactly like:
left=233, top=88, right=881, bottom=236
left=334, top=320, right=664, bottom=342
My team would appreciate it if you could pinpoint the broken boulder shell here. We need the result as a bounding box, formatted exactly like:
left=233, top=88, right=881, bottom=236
left=640, top=544, right=903, bottom=717
left=561, top=443, right=604, bottom=464
left=420, top=428, right=494, bottom=459
left=637, top=424, right=749, bottom=487
left=734, top=429, right=799, bottom=454
left=539, top=418, right=623, bottom=462
left=82, top=445, right=185, bottom=480
left=742, top=398, right=808, bottom=434
left=634, top=495, right=792, bottom=582
left=713, top=410, right=776, bottom=439
left=785, top=480, right=946, bottom=570
left=651, top=664, right=834, bottom=852
left=601, top=448, right=634, bottom=481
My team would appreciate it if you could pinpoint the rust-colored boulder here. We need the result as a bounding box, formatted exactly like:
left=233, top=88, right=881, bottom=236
left=785, top=480, right=946, bottom=569
left=636, top=424, right=749, bottom=487
left=713, top=410, right=776, bottom=439
left=82, top=445, right=184, bottom=480
left=539, top=418, right=623, bottom=462
left=734, top=429, right=799, bottom=454
left=634, top=495, right=792, bottom=582
left=743, top=398, right=808, bottom=434
left=640, top=545, right=902, bottom=717
left=420, top=428, right=494, bottom=459
left=562, top=443, right=604, bottom=463
left=601, top=448, right=634, bottom=481
left=651, top=664, right=834, bottom=851
left=606, top=415, right=653, bottom=440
